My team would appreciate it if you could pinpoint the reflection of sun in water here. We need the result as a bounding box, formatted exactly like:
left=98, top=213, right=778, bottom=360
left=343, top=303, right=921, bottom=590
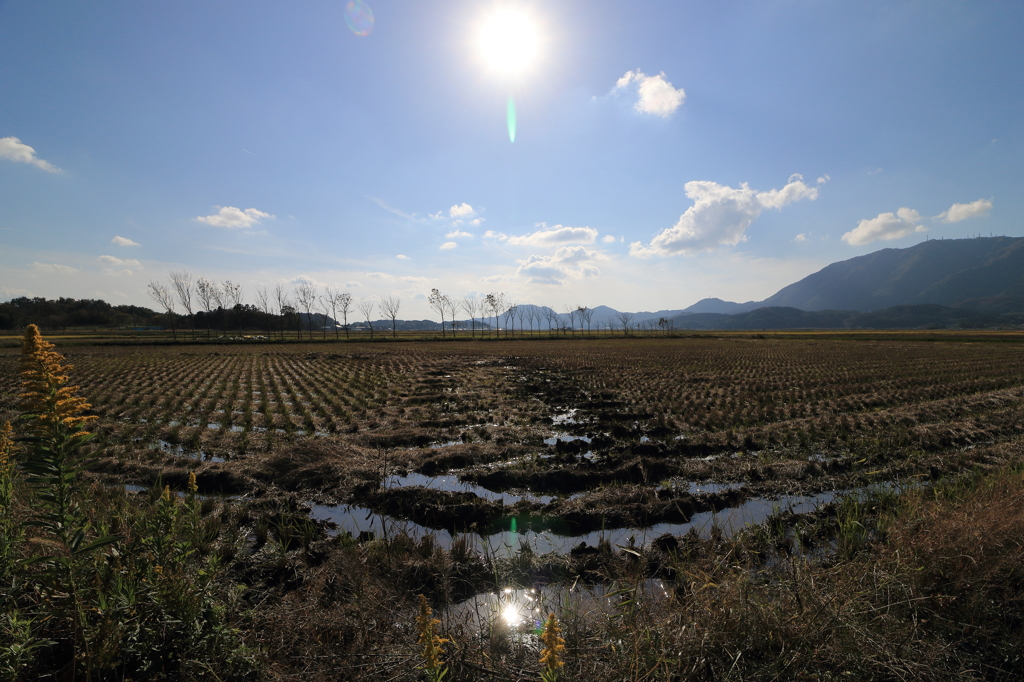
left=477, top=8, right=541, bottom=77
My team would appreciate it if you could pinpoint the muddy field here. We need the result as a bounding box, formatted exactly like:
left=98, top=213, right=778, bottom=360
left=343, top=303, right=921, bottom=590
left=3, top=334, right=1022, bottom=553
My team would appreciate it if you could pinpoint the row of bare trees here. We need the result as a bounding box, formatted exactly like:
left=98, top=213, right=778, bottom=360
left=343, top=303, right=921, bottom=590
left=148, top=272, right=658, bottom=342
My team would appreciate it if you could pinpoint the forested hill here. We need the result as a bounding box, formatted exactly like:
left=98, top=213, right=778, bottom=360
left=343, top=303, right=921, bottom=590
left=0, top=296, right=162, bottom=330
left=759, top=236, right=1024, bottom=312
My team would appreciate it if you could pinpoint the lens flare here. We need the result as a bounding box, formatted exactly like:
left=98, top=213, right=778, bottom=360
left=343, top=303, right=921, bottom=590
left=345, top=0, right=374, bottom=36
left=507, top=97, right=516, bottom=143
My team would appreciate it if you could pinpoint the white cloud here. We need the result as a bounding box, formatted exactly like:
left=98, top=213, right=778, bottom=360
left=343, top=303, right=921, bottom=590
left=111, top=235, right=140, bottom=247
left=602, top=235, right=616, bottom=243
left=794, top=233, right=808, bottom=242
left=31, top=262, right=77, bottom=274
left=630, top=174, right=820, bottom=257
left=937, top=198, right=992, bottom=223
left=1, top=286, right=32, bottom=299
left=614, top=70, right=685, bottom=118
left=469, top=218, right=482, bottom=226
left=97, top=255, right=142, bottom=268
left=396, top=254, right=410, bottom=260
left=450, top=203, right=475, bottom=218
left=0, top=137, right=60, bottom=172
left=346, top=280, right=362, bottom=288
left=515, top=245, right=605, bottom=285
left=483, top=230, right=508, bottom=241
left=508, top=224, right=598, bottom=246
left=445, top=230, right=473, bottom=239
left=440, top=241, right=458, bottom=250
left=842, top=207, right=925, bottom=246
left=195, top=206, right=273, bottom=229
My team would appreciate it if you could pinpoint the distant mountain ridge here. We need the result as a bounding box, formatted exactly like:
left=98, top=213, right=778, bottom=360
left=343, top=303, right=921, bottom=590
left=758, top=236, right=1024, bottom=312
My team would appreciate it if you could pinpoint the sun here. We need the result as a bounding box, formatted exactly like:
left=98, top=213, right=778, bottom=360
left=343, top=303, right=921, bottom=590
left=476, top=7, right=541, bottom=78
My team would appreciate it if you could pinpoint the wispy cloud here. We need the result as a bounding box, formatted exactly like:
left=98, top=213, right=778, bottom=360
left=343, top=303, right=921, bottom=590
left=195, top=206, right=273, bottom=229
left=0, top=137, right=61, bottom=173
left=97, top=255, right=141, bottom=268
left=111, top=235, right=140, bottom=247
left=31, top=262, right=77, bottom=274
left=630, top=174, right=821, bottom=257
left=842, top=208, right=924, bottom=246
left=445, top=230, right=473, bottom=239
left=508, top=225, right=598, bottom=246
left=439, top=241, right=457, bottom=250
left=614, top=70, right=685, bottom=118
left=937, top=198, right=992, bottom=223
left=396, top=254, right=410, bottom=260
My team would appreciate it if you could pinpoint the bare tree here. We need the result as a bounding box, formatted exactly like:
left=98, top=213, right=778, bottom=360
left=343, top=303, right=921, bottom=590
left=578, top=305, right=594, bottom=335
left=335, top=290, right=353, bottom=339
left=563, top=304, right=577, bottom=337
left=295, top=282, right=317, bottom=340
left=485, top=292, right=505, bottom=338
left=544, top=307, right=559, bottom=334
left=428, top=288, right=446, bottom=338
left=273, top=283, right=291, bottom=339
left=322, top=286, right=340, bottom=340
left=318, top=291, right=333, bottom=339
left=514, top=305, right=526, bottom=338
left=380, top=295, right=401, bottom=338
left=222, top=280, right=243, bottom=335
left=255, top=285, right=273, bottom=337
left=460, top=297, right=479, bottom=337
left=357, top=298, right=376, bottom=339
left=169, top=271, right=196, bottom=340
left=503, top=302, right=517, bottom=339
left=526, top=306, right=537, bottom=335
left=442, top=295, right=459, bottom=338
left=616, top=311, right=634, bottom=335
left=147, top=281, right=177, bottom=341
left=196, top=277, right=217, bottom=339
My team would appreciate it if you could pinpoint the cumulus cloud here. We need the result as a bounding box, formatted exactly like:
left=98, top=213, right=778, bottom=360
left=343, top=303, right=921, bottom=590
left=794, top=233, right=809, bottom=243
left=195, top=206, right=273, bottom=229
left=111, top=235, right=140, bottom=247
left=508, top=225, right=598, bottom=246
left=614, top=70, right=685, bottom=118
left=450, top=203, right=475, bottom=218
left=31, top=262, right=77, bottom=274
left=97, top=255, right=141, bottom=268
left=515, top=245, right=604, bottom=285
left=630, top=174, right=820, bottom=257
left=483, top=230, right=508, bottom=241
left=439, top=241, right=457, bottom=250
left=937, top=198, right=992, bottom=223
left=0, top=137, right=60, bottom=172
left=842, top=208, right=925, bottom=246
left=602, top=235, right=616, bottom=243
left=396, top=254, right=410, bottom=260
left=445, top=230, right=473, bottom=239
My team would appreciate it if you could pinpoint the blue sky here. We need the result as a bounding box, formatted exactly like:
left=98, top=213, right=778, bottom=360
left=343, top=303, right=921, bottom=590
left=1, top=0, right=1021, bottom=317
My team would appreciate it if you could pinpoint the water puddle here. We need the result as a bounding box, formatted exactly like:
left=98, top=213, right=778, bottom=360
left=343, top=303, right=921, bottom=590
left=551, top=409, right=579, bottom=425
left=385, top=472, right=557, bottom=505
left=445, top=579, right=672, bottom=633
left=544, top=434, right=592, bottom=446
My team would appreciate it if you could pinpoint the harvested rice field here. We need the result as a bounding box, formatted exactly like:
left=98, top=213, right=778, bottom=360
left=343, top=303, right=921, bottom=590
left=5, top=333, right=1024, bottom=680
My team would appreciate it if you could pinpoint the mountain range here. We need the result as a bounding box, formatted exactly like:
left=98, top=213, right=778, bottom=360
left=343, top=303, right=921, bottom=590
left=522, top=236, right=1024, bottom=330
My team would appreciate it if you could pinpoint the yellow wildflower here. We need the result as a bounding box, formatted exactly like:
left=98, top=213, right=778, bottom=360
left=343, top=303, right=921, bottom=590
left=539, top=612, right=566, bottom=675
left=416, top=594, right=449, bottom=677
left=18, top=325, right=96, bottom=438
left=0, top=421, right=13, bottom=470
left=162, top=485, right=172, bottom=503
left=188, top=471, right=198, bottom=495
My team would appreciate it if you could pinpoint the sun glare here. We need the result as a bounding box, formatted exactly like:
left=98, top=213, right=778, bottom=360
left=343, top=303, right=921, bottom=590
left=477, top=8, right=541, bottom=78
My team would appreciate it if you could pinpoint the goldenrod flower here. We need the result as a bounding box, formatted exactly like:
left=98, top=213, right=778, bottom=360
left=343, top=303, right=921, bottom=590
left=188, top=471, right=198, bottom=495
left=162, top=485, right=172, bottom=503
left=0, top=421, right=13, bottom=471
left=539, top=612, right=565, bottom=676
left=416, top=594, right=449, bottom=677
left=18, top=325, right=96, bottom=438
